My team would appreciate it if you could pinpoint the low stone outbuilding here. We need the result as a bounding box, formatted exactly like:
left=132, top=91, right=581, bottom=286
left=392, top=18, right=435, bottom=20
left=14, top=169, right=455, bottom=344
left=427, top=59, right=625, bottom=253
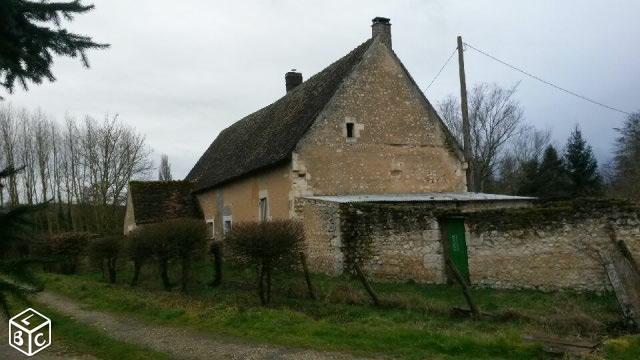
left=124, top=181, right=202, bottom=235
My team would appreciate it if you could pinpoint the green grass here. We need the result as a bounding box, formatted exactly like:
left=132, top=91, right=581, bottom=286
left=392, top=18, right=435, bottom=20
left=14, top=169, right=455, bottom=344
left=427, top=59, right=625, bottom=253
left=38, top=262, right=637, bottom=359
left=6, top=294, right=169, bottom=360
left=604, top=335, right=640, bottom=359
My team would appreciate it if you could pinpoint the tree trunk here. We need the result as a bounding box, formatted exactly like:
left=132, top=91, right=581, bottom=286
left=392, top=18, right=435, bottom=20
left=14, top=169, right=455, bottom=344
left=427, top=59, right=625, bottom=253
left=181, top=256, right=190, bottom=293
left=257, top=264, right=266, bottom=306
left=130, top=260, right=141, bottom=287
left=445, top=258, right=480, bottom=318
left=300, top=252, right=316, bottom=300
left=159, top=259, right=171, bottom=291
left=209, top=242, right=222, bottom=287
left=266, top=266, right=272, bottom=305
left=354, top=263, right=380, bottom=306
left=107, top=257, right=117, bottom=284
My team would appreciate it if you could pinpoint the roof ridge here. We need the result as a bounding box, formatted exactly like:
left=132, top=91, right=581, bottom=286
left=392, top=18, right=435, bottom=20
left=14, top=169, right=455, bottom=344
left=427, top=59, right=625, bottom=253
left=187, top=38, right=375, bottom=191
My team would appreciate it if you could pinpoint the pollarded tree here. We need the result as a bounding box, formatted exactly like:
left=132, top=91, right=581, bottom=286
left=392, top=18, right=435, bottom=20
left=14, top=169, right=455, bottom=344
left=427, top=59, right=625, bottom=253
left=564, top=126, right=603, bottom=197
left=88, top=235, right=122, bottom=284
left=227, top=220, right=305, bottom=305
left=0, top=0, right=109, bottom=94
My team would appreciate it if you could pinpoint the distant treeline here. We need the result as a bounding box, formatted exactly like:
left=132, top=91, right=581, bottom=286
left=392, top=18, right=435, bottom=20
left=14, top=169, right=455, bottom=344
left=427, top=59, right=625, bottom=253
left=438, top=83, right=639, bottom=201
left=0, top=103, right=152, bottom=234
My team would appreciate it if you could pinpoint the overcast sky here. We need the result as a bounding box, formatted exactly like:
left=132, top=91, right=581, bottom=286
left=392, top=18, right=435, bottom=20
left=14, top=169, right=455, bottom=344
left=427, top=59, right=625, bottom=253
left=4, top=0, right=639, bottom=179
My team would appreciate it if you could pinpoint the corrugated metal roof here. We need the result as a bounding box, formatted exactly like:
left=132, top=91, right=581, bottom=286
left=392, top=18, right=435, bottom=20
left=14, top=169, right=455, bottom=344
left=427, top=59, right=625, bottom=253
left=303, top=192, right=536, bottom=203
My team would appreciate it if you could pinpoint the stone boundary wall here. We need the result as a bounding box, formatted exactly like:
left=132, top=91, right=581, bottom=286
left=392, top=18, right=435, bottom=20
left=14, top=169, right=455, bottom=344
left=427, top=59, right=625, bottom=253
left=301, top=200, right=343, bottom=275
left=465, top=201, right=640, bottom=291
left=300, top=198, right=640, bottom=291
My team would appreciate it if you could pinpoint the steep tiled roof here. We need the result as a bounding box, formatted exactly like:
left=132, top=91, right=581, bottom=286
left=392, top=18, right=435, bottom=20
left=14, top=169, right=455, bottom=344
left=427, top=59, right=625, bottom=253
left=129, top=181, right=201, bottom=224
left=186, top=39, right=374, bottom=192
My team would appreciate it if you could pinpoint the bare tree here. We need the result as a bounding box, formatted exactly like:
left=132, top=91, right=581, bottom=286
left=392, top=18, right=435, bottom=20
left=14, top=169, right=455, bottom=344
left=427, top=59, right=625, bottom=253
left=438, top=83, right=525, bottom=192
left=610, top=112, right=640, bottom=202
left=158, top=154, right=172, bottom=181
left=0, top=105, right=19, bottom=205
left=495, top=126, right=552, bottom=194
left=0, top=103, right=153, bottom=234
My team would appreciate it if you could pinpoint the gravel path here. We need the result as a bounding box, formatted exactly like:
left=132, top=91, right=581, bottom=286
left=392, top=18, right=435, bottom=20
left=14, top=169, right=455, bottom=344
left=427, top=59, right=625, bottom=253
left=0, top=314, right=95, bottom=360
left=33, top=292, right=374, bottom=360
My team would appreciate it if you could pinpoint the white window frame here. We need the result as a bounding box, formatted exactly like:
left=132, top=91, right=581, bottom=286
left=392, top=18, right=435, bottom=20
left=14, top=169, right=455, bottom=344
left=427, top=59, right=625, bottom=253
left=223, top=215, right=233, bottom=236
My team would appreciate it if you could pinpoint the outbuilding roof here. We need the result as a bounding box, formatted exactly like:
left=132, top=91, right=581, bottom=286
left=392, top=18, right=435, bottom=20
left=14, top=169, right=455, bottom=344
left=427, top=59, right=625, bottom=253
left=128, top=181, right=201, bottom=224
left=303, top=193, right=536, bottom=203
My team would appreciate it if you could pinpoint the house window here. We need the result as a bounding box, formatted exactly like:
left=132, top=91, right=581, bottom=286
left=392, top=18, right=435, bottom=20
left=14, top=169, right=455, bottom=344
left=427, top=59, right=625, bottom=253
left=206, top=219, right=215, bottom=239
left=259, top=197, right=269, bottom=222
left=346, top=122, right=355, bottom=138
left=223, top=215, right=232, bottom=237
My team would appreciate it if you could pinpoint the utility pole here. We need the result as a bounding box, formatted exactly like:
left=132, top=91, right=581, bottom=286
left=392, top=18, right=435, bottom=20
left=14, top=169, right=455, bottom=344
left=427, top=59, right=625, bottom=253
left=457, top=35, right=474, bottom=192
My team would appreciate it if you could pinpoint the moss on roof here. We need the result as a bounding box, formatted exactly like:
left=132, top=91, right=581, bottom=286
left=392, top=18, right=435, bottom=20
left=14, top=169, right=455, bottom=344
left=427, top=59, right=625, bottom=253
left=129, top=180, right=201, bottom=224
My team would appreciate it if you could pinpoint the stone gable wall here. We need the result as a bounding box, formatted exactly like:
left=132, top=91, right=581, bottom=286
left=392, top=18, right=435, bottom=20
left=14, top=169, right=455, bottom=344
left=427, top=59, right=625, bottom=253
left=293, top=39, right=466, bottom=197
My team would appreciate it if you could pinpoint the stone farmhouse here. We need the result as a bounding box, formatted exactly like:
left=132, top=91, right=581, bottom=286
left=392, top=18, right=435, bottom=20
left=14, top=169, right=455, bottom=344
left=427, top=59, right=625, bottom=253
left=125, top=18, right=640, bottom=294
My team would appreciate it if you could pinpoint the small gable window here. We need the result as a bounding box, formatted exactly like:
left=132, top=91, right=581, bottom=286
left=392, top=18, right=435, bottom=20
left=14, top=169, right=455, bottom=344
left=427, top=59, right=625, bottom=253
left=346, top=122, right=355, bottom=138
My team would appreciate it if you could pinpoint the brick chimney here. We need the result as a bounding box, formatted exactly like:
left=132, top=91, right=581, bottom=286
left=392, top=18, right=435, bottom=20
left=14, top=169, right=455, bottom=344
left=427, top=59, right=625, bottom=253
left=371, top=17, right=391, bottom=48
left=285, top=70, right=302, bottom=93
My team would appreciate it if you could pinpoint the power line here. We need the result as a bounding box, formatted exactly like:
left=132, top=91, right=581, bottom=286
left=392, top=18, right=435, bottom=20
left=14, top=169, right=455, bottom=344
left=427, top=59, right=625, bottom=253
left=463, top=42, right=631, bottom=116
left=424, top=47, right=457, bottom=92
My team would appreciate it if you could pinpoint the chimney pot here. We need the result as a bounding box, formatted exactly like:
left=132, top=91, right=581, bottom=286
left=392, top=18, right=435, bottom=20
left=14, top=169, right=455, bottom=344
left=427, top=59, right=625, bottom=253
left=371, top=17, right=391, bottom=48
left=285, top=70, right=303, bottom=93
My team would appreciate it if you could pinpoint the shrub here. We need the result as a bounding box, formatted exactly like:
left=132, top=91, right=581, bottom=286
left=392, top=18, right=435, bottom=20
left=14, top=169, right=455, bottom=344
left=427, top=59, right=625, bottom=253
left=126, top=227, right=155, bottom=287
left=226, top=220, right=304, bottom=305
left=126, top=218, right=208, bottom=291
left=164, top=218, right=208, bottom=292
left=209, top=241, right=223, bottom=287
left=48, top=232, right=90, bottom=274
left=88, top=236, right=122, bottom=284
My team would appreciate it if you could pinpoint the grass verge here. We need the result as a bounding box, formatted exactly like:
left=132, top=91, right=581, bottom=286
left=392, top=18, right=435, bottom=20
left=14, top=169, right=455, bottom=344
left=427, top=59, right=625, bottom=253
left=36, top=261, right=639, bottom=359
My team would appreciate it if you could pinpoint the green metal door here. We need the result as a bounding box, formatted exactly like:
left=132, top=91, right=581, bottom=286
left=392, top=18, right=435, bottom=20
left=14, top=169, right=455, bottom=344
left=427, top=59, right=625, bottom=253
left=447, top=218, right=469, bottom=282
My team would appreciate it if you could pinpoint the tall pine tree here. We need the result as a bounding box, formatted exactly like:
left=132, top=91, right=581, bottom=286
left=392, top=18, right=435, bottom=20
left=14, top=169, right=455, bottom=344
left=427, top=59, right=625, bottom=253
left=516, top=159, right=539, bottom=196
left=0, top=1, right=108, bottom=94
left=564, top=126, right=603, bottom=197
left=535, top=145, right=570, bottom=199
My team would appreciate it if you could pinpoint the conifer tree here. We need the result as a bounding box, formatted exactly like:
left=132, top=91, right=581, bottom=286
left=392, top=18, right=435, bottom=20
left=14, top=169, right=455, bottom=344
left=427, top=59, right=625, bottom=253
left=0, top=166, right=44, bottom=316
left=0, top=0, right=108, bottom=94
left=535, top=145, right=570, bottom=198
left=516, top=159, right=539, bottom=196
left=564, top=126, right=603, bottom=197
